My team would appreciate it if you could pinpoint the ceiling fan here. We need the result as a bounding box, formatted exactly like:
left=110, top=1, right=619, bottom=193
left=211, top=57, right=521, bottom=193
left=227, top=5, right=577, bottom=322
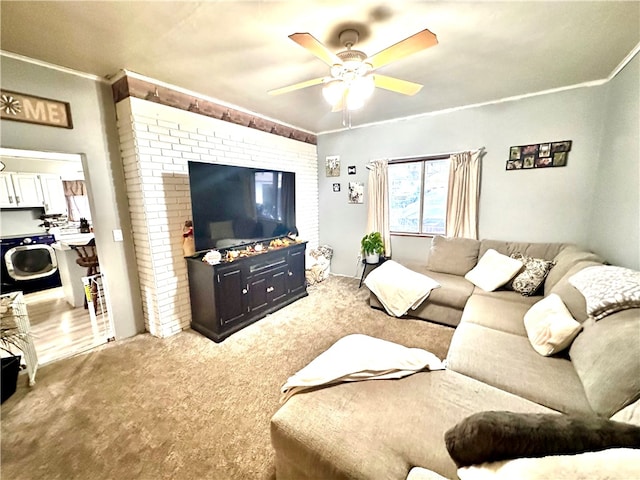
left=268, top=28, right=438, bottom=112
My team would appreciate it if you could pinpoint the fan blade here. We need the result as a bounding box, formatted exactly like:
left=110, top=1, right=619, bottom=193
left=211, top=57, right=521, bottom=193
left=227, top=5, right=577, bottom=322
left=374, top=75, right=423, bottom=96
left=268, top=77, right=325, bottom=96
left=289, top=33, right=342, bottom=66
left=367, top=28, right=438, bottom=70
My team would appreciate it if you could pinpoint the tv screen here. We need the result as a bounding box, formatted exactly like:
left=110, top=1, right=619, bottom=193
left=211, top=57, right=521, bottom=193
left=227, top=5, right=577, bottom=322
left=188, top=161, right=296, bottom=252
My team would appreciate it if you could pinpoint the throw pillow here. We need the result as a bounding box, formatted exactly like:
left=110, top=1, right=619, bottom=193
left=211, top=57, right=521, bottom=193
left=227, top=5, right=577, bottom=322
left=464, top=249, right=523, bottom=292
left=444, top=411, right=640, bottom=468
left=569, top=266, right=640, bottom=320
left=524, top=294, right=582, bottom=356
left=425, top=236, right=480, bottom=276
left=509, top=253, right=555, bottom=296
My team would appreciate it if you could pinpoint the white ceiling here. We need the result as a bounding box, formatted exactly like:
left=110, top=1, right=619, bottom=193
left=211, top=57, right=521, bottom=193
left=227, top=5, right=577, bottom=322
left=1, top=1, right=638, bottom=134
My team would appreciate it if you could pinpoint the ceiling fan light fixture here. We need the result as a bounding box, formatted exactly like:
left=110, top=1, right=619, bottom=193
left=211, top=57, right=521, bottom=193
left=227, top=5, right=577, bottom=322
left=346, top=75, right=375, bottom=110
left=322, top=79, right=346, bottom=106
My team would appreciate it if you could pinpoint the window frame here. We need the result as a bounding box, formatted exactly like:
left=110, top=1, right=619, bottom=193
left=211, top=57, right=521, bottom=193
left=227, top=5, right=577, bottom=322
left=388, top=154, right=450, bottom=237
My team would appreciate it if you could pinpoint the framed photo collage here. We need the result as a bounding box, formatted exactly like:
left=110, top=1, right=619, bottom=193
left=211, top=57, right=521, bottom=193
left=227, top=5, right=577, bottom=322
left=506, top=140, right=572, bottom=170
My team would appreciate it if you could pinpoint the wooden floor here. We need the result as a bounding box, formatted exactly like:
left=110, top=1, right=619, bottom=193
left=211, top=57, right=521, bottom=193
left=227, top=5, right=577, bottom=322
left=24, top=287, right=111, bottom=365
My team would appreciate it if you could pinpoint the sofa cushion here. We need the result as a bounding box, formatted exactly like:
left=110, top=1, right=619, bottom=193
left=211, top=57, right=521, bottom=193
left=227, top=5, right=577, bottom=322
left=524, top=294, right=582, bottom=356
left=509, top=254, right=555, bottom=296
left=611, top=397, right=640, bottom=427
left=544, top=245, right=604, bottom=295
left=416, top=269, right=475, bottom=309
left=370, top=268, right=474, bottom=327
left=270, top=369, right=554, bottom=480
left=447, top=322, right=593, bottom=415
left=460, top=293, right=534, bottom=337
left=569, top=308, right=640, bottom=417
left=425, top=236, right=480, bottom=276
left=464, top=249, right=523, bottom=292
left=479, top=240, right=565, bottom=263
left=569, top=266, right=640, bottom=321
left=548, top=260, right=604, bottom=322
left=444, top=411, right=640, bottom=468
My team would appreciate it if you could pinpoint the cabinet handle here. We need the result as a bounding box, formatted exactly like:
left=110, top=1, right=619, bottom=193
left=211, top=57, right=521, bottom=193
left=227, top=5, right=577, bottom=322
left=242, top=288, right=248, bottom=294
left=15, top=196, right=20, bottom=204
left=288, top=271, right=293, bottom=276
left=8, top=196, right=13, bottom=204
left=266, top=286, right=274, bottom=293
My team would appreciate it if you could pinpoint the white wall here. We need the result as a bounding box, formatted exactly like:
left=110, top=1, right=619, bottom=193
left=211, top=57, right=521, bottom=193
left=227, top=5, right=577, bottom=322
left=0, top=55, right=144, bottom=339
left=116, top=97, right=318, bottom=337
left=589, top=54, right=640, bottom=269
left=318, top=85, right=609, bottom=276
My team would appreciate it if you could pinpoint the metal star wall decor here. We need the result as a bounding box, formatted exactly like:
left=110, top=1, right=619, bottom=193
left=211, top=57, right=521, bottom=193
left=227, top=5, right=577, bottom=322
left=1, top=94, right=22, bottom=115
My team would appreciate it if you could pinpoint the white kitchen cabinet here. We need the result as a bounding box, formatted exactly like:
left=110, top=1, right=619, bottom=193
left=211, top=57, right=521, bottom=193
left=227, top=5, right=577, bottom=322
left=39, top=174, right=68, bottom=215
left=0, top=173, right=17, bottom=207
left=8, top=173, right=44, bottom=207
left=0, top=172, right=67, bottom=213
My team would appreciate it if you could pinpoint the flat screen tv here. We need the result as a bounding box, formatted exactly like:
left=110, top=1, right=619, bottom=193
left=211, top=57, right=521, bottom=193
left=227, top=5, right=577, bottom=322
left=188, top=161, right=296, bottom=252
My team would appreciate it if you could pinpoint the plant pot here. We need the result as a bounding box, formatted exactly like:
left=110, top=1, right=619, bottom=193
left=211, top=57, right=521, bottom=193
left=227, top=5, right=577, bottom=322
left=365, top=253, right=380, bottom=264
left=1, top=355, right=21, bottom=403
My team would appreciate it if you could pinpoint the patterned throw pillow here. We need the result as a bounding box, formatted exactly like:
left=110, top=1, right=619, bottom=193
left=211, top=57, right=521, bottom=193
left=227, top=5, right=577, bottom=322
left=510, top=253, right=555, bottom=296
left=569, top=266, right=640, bottom=320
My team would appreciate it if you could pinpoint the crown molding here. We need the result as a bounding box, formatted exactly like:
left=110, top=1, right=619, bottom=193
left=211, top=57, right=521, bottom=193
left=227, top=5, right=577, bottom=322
left=112, top=74, right=317, bottom=145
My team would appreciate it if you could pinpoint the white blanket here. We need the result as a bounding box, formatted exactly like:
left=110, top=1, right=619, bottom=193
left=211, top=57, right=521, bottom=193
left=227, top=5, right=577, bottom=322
left=364, top=260, right=441, bottom=317
left=280, top=334, right=445, bottom=403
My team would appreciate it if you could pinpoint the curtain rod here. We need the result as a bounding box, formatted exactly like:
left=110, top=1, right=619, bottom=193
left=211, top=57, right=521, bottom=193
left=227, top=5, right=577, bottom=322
left=368, top=147, right=485, bottom=167
left=389, top=147, right=485, bottom=163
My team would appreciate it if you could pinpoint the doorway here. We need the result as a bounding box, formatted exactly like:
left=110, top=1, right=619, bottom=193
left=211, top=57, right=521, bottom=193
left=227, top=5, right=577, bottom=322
left=0, top=148, right=114, bottom=365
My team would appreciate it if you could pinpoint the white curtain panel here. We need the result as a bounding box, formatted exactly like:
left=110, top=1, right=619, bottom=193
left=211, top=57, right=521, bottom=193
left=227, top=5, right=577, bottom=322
left=446, top=150, right=481, bottom=239
left=366, top=159, right=391, bottom=257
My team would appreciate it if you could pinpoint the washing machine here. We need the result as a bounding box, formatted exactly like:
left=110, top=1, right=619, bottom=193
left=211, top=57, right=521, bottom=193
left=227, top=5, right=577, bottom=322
left=1, top=234, right=62, bottom=294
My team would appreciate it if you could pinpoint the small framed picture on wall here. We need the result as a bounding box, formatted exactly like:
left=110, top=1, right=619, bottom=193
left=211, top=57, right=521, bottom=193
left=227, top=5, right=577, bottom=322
left=325, top=155, right=340, bottom=177
left=348, top=182, right=364, bottom=204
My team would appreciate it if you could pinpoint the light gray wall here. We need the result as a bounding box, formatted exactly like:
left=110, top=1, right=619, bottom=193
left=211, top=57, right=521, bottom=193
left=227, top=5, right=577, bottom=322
left=318, top=85, right=612, bottom=276
left=589, top=54, right=640, bottom=269
left=0, top=55, right=144, bottom=339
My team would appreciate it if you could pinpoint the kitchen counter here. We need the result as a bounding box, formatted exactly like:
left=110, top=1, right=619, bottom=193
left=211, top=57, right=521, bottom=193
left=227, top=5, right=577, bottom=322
left=53, top=233, right=95, bottom=308
left=53, top=233, right=95, bottom=248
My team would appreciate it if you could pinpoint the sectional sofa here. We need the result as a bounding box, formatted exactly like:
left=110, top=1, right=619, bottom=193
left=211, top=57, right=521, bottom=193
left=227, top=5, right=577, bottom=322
left=270, top=237, right=640, bottom=479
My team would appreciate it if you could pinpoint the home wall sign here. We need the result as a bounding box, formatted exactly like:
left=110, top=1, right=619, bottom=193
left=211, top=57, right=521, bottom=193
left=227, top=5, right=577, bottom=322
left=506, top=140, right=571, bottom=170
left=0, top=90, right=73, bottom=129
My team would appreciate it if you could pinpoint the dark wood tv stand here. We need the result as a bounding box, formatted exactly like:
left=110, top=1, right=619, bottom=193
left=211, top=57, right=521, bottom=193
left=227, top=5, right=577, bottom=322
left=186, top=241, right=307, bottom=342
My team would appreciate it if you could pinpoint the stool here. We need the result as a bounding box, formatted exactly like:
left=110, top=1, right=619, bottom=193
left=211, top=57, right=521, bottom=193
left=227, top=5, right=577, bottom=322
left=71, top=239, right=99, bottom=310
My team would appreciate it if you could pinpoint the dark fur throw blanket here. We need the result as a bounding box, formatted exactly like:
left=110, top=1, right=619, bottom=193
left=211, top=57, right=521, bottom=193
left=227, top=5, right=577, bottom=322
left=444, top=411, right=640, bottom=467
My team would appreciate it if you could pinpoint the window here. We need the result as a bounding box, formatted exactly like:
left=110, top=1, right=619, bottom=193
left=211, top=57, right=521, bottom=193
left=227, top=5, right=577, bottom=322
left=389, top=157, right=449, bottom=235
left=255, top=171, right=282, bottom=221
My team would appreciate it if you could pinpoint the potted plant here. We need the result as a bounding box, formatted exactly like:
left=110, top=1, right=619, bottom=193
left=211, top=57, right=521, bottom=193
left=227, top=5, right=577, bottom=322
left=361, top=232, right=385, bottom=264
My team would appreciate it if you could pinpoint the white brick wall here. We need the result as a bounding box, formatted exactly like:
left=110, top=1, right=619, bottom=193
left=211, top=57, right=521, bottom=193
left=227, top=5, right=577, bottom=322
left=116, top=97, right=319, bottom=338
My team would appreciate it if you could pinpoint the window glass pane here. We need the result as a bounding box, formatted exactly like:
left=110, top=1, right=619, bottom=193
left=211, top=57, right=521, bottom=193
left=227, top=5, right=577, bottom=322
left=422, top=159, right=449, bottom=235
left=389, top=163, right=422, bottom=233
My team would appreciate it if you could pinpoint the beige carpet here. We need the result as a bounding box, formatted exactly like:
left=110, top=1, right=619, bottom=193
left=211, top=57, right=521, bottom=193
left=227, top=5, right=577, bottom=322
left=1, top=275, right=454, bottom=480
